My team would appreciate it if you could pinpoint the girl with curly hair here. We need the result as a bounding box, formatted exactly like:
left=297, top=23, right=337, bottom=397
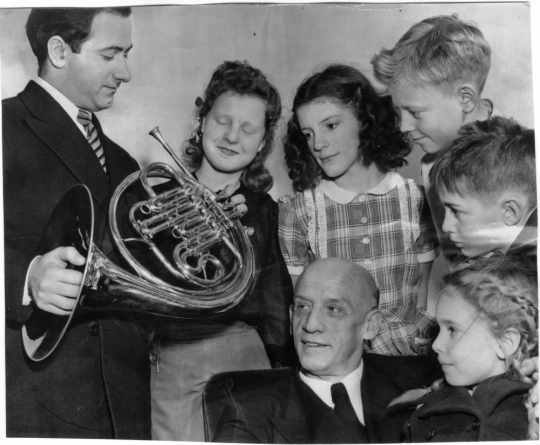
left=150, top=60, right=294, bottom=441
left=391, top=256, right=538, bottom=441
left=279, top=64, right=438, bottom=356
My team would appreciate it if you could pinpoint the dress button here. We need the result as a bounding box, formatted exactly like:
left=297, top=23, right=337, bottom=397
left=363, top=237, right=370, bottom=244
left=90, top=324, right=99, bottom=337
left=426, top=428, right=435, bottom=440
left=364, top=259, right=371, bottom=266
left=361, top=217, right=368, bottom=223
left=358, top=195, right=366, bottom=202
left=472, top=420, right=480, bottom=431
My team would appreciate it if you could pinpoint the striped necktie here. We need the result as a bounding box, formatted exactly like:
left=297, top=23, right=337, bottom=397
left=77, top=109, right=107, bottom=173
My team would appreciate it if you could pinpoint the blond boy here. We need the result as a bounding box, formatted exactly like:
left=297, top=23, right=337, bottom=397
left=371, top=14, right=497, bottom=267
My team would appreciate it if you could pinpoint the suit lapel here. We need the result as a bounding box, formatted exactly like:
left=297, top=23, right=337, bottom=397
left=268, top=374, right=311, bottom=443
left=269, top=371, right=363, bottom=444
left=19, top=81, right=110, bottom=212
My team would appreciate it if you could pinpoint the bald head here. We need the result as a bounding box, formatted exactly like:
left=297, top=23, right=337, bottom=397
left=296, top=258, right=379, bottom=312
left=291, top=258, right=382, bottom=381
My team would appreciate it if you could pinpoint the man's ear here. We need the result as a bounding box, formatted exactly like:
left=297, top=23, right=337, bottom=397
left=501, top=194, right=528, bottom=227
left=47, top=36, right=70, bottom=69
left=362, top=308, right=382, bottom=340
left=495, top=328, right=521, bottom=360
left=458, top=84, right=477, bottom=115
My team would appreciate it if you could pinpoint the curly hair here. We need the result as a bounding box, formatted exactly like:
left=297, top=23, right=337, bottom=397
left=391, top=256, right=539, bottom=439
left=283, top=64, right=411, bottom=193
left=184, top=60, right=281, bottom=193
left=26, top=7, right=132, bottom=75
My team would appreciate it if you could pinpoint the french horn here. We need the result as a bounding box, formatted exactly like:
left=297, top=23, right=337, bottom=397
left=23, top=127, right=255, bottom=361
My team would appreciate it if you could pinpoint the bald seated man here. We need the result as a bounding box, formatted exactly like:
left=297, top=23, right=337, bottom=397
left=211, top=258, right=441, bottom=443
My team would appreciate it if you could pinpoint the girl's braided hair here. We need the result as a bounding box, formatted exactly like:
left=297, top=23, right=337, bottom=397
left=390, top=256, right=538, bottom=439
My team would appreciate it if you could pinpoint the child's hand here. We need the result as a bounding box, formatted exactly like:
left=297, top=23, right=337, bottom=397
left=519, top=357, right=538, bottom=377
left=216, top=184, right=248, bottom=219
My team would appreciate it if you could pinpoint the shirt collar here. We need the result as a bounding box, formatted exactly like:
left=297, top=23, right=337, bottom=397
left=35, top=77, right=87, bottom=136
left=299, top=361, right=365, bottom=425
left=319, top=171, right=398, bottom=204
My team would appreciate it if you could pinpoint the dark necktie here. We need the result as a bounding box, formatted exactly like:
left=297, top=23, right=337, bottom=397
left=331, top=382, right=367, bottom=442
left=77, top=109, right=107, bottom=173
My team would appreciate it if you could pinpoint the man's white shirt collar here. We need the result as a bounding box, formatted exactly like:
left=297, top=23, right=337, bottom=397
left=299, top=361, right=365, bottom=425
left=35, top=77, right=87, bottom=136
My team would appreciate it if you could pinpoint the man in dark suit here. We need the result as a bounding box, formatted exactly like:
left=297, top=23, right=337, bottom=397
left=212, top=258, right=442, bottom=443
left=3, top=8, right=149, bottom=439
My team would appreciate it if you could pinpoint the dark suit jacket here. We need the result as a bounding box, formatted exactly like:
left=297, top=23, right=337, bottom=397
left=3, top=81, right=150, bottom=439
left=211, top=354, right=442, bottom=443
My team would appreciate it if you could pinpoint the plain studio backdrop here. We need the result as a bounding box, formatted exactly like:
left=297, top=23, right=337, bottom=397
left=0, top=2, right=535, bottom=308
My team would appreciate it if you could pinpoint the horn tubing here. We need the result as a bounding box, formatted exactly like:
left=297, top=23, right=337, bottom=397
left=23, top=126, right=255, bottom=361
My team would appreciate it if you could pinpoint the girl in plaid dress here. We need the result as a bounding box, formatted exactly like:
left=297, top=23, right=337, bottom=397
left=279, top=64, right=439, bottom=356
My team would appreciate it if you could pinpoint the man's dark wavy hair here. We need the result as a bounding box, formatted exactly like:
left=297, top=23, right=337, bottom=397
left=284, top=64, right=411, bottom=193
left=185, top=60, right=282, bottom=193
left=26, top=7, right=132, bottom=75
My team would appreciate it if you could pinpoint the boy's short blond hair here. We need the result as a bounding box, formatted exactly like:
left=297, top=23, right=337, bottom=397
left=371, top=14, right=491, bottom=94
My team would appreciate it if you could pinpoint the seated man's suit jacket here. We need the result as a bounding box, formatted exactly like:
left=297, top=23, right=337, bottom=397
left=3, top=80, right=150, bottom=439
left=211, top=353, right=442, bottom=444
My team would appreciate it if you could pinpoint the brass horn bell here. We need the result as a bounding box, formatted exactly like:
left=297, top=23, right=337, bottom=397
left=23, top=127, right=255, bottom=361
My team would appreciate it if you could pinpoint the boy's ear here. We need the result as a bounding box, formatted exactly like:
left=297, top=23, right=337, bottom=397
left=47, top=36, right=70, bottom=69
left=458, top=84, right=477, bottom=114
left=495, top=328, right=521, bottom=360
left=501, top=194, right=528, bottom=227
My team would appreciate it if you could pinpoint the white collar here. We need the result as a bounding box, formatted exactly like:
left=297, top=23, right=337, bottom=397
left=35, top=77, right=87, bottom=136
left=299, top=361, right=365, bottom=425
left=318, top=171, right=398, bottom=204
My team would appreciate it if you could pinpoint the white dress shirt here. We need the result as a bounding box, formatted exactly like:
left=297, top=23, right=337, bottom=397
left=299, top=362, right=365, bottom=425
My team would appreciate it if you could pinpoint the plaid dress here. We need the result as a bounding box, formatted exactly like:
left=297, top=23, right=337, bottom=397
left=278, top=172, right=439, bottom=356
